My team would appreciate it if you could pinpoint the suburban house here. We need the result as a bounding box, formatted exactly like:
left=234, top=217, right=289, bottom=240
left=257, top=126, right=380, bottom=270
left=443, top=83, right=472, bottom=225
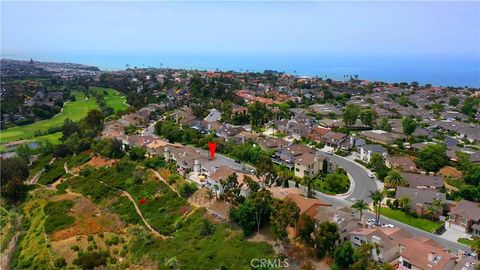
left=284, top=193, right=331, bottom=238
left=273, top=144, right=315, bottom=168
left=349, top=227, right=413, bottom=263
left=216, top=125, right=246, bottom=140
left=402, top=172, right=444, bottom=191
left=316, top=206, right=361, bottom=243
left=233, top=131, right=259, bottom=144
left=446, top=200, right=480, bottom=237
left=397, top=238, right=457, bottom=270
left=385, top=156, right=418, bottom=173
left=359, top=144, right=388, bottom=162
left=308, top=127, right=331, bottom=142
left=256, top=136, right=289, bottom=151
left=101, top=120, right=126, bottom=140
left=293, top=153, right=333, bottom=178
left=322, top=131, right=348, bottom=148
left=395, top=187, right=447, bottom=217
left=359, top=130, right=398, bottom=145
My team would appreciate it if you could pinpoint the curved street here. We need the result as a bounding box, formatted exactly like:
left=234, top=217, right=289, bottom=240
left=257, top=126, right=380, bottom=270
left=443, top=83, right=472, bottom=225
left=316, top=150, right=379, bottom=203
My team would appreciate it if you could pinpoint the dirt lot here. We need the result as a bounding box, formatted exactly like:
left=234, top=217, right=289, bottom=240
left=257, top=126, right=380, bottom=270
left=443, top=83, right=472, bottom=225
left=50, top=192, right=123, bottom=241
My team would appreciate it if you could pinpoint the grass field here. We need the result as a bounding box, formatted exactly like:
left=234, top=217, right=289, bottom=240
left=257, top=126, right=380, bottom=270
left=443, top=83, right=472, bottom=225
left=90, top=87, right=128, bottom=112
left=0, top=88, right=128, bottom=144
left=0, top=92, right=98, bottom=143
left=381, top=207, right=444, bottom=233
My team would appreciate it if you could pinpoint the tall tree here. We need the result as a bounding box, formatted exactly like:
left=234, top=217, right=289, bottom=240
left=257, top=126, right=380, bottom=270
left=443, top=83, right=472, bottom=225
left=248, top=189, right=273, bottom=233
left=359, top=109, right=375, bottom=127
left=333, top=242, right=355, bottom=270
left=269, top=199, right=300, bottom=241
left=220, top=173, right=241, bottom=204
left=417, top=144, right=447, bottom=172
left=370, top=190, right=384, bottom=225
left=352, top=199, right=369, bottom=224
left=297, top=214, right=315, bottom=247
left=0, top=157, right=29, bottom=203
left=343, top=104, right=360, bottom=127
left=313, top=221, right=340, bottom=259
left=402, top=116, right=417, bottom=136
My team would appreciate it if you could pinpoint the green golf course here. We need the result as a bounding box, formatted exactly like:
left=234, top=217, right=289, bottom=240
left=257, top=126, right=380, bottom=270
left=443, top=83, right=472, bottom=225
left=90, top=86, right=128, bottom=111
left=0, top=87, right=127, bottom=144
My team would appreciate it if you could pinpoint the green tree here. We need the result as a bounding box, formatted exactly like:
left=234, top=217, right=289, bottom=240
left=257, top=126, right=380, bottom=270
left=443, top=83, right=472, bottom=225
left=243, top=175, right=260, bottom=193
left=370, top=190, right=384, bottom=225
left=352, top=199, right=369, bottom=223
left=425, top=198, right=443, bottom=220
left=333, top=242, right=355, bottom=270
left=269, top=198, right=300, bottom=241
left=313, top=221, right=340, bottom=259
left=297, top=214, right=315, bottom=246
left=248, top=101, right=270, bottom=130
left=304, top=176, right=314, bottom=198
left=220, top=173, right=241, bottom=204
left=402, top=116, right=417, bottom=136
left=368, top=152, right=385, bottom=171
left=417, top=144, right=447, bottom=172
left=199, top=219, right=215, bottom=237
left=461, top=97, right=479, bottom=117
left=128, top=147, right=147, bottom=161
left=398, top=196, right=412, bottom=213
left=343, top=104, right=360, bottom=127
left=359, top=109, right=375, bottom=127
left=378, top=118, right=392, bottom=132
left=0, top=157, right=29, bottom=203
left=15, top=144, right=31, bottom=163
left=384, top=169, right=407, bottom=189
left=179, top=182, right=198, bottom=199
left=449, top=96, right=459, bottom=107
left=230, top=201, right=257, bottom=236
left=248, top=189, right=273, bottom=233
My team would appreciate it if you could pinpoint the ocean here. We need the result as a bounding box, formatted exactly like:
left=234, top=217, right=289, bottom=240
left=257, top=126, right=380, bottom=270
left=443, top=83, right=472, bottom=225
left=5, top=53, right=480, bottom=87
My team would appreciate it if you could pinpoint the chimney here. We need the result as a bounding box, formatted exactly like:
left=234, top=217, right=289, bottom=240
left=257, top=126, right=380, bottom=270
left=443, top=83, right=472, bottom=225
left=333, top=213, right=340, bottom=223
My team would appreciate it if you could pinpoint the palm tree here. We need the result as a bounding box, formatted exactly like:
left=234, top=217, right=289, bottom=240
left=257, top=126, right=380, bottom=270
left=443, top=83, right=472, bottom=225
left=398, top=196, right=412, bottom=213
left=352, top=200, right=369, bottom=225
left=384, top=169, right=407, bottom=189
left=370, top=191, right=384, bottom=225
left=304, top=176, right=314, bottom=198
left=425, top=198, right=443, bottom=220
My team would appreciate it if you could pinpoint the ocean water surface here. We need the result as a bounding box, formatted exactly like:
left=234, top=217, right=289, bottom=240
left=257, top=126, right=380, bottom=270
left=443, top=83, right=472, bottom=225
left=5, top=53, right=480, bottom=87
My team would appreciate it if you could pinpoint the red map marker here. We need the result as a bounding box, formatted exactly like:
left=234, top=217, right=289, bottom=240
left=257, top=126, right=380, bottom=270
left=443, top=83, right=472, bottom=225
left=139, top=198, right=146, bottom=205
left=208, top=141, right=218, bottom=160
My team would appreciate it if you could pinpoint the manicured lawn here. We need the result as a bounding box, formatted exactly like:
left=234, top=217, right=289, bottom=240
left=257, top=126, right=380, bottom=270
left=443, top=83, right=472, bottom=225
left=458, top=238, right=474, bottom=246
left=0, top=92, right=98, bottom=143
left=313, top=171, right=350, bottom=195
left=90, top=87, right=128, bottom=112
left=381, top=207, right=444, bottom=233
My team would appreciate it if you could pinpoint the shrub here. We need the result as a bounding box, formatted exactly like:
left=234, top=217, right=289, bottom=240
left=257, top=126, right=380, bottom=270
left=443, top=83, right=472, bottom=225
left=54, top=257, right=66, bottom=268
left=106, top=236, right=120, bottom=246
left=73, top=251, right=110, bottom=270
left=180, top=182, right=198, bottom=198
left=71, top=245, right=80, bottom=252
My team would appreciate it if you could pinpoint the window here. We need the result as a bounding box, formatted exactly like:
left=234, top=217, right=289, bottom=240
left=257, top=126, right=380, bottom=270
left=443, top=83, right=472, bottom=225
left=402, top=261, right=412, bottom=269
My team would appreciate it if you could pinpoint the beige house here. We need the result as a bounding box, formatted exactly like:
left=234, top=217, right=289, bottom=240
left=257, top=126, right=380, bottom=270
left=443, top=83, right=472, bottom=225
left=294, top=153, right=326, bottom=178
left=349, top=227, right=412, bottom=264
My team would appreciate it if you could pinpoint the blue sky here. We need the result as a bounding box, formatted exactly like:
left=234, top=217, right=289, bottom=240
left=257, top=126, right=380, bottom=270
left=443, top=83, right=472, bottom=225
left=2, top=1, right=479, bottom=58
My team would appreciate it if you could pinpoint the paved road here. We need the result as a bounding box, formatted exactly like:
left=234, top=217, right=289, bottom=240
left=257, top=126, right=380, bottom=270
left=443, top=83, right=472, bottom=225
left=316, top=151, right=378, bottom=203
